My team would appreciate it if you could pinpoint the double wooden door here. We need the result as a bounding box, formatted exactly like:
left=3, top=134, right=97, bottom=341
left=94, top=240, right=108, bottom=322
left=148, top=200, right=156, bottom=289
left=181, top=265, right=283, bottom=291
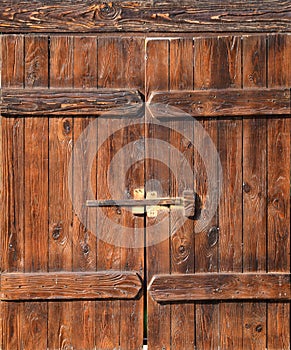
left=1, top=34, right=291, bottom=350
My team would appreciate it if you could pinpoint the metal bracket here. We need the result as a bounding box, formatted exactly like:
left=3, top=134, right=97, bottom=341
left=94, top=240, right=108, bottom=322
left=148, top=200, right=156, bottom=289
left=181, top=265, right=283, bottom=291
left=86, top=188, right=195, bottom=218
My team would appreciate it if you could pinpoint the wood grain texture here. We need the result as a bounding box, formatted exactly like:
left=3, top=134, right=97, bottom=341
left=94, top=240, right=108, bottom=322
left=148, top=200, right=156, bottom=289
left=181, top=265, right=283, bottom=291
left=47, top=35, right=75, bottom=350
left=1, top=272, right=142, bottom=300
left=0, top=1, right=291, bottom=33
left=149, top=88, right=290, bottom=117
left=97, top=37, right=121, bottom=350
left=242, top=35, right=268, bottom=350
left=24, top=36, right=48, bottom=88
left=1, top=35, right=24, bottom=87
left=71, top=35, right=98, bottom=350
left=214, top=36, right=244, bottom=350
left=146, top=39, right=171, bottom=350
left=0, top=35, right=25, bottom=350
left=96, top=36, right=145, bottom=350
left=193, top=36, right=220, bottom=350
left=104, top=37, right=145, bottom=350
left=267, top=33, right=291, bottom=350
left=148, top=273, right=291, bottom=302
left=23, top=36, right=49, bottom=344
left=1, top=89, right=143, bottom=115
left=169, top=38, right=195, bottom=350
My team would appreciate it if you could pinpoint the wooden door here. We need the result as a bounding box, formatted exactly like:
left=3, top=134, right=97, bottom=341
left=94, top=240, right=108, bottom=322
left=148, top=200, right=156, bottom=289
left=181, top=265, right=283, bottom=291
left=146, top=36, right=291, bottom=350
left=0, top=3, right=291, bottom=350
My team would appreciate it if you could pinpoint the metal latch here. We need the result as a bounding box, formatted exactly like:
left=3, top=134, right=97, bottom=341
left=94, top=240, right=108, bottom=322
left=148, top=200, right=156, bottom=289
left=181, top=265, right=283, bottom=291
left=86, top=189, right=195, bottom=218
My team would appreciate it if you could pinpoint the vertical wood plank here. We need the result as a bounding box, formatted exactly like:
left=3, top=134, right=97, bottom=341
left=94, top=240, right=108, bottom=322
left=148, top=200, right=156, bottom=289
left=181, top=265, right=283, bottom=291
left=72, top=36, right=97, bottom=350
left=267, top=33, right=291, bottom=350
left=194, top=36, right=244, bottom=349
left=113, top=37, right=145, bottom=350
left=193, top=37, right=220, bottom=350
left=169, top=38, right=195, bottom=350
left=1, top=35, right=24, bottom=350
left=48, top=35, right=74, bottom=350
left=97, top=36, right=145, bottom=350
left=146, top=39, right=171, bottom=350
left=22, top=35, right=50, bottom=350
left=98, top=36, right=145, bottom=94
left=24, top=36, right=48, bottom=88
left=97, top=37, right=121, bottom=350
left=0, top=118, right=24, bottom=350
left=242, top=35, right=267, bottom=350
left=1, top=35, right=24, bottom=88
left=215, top=36, right=244, bottom=350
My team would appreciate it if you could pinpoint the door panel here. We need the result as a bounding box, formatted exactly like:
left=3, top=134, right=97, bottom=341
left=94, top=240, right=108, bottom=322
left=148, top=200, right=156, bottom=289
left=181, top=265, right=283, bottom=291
left=0, top=35, right=146, bottom=350
left=1, top=33, right=291, bottom=350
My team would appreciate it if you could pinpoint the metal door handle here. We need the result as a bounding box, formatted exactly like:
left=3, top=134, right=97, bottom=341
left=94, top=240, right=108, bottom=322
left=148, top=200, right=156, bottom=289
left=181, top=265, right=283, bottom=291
left=86, top=189, right=195, bottom=218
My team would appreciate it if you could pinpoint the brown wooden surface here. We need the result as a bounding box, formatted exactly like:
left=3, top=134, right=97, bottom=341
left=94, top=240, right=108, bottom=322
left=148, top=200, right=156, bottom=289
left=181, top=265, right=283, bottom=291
left=47, top=35, right=75, bottom=350
left=1, top=32, right=291, bottom=350
left=72, top=35, right=98, bottom=350
left=0, top=1, right=291, bottom=33
left=1, top=272, right=142, bottom=300
left=1, top=35, right=25, bottom=350
left=149, top=273, right=291, bottom=302
left=267, top=33, right=291, bottom=350
left=149, top=88, right=290, bottom=117
left=193, top=37, right=220, bottom=350
left=23, top=34, right=49, bottom=350
left=242, top=35, right=268, bottom=350
left=214, top=36, right=244, bottom=350
left=1, top=89, right=143, bottom=116
left=96, top=36, right=145, bottom=350
left=146, top=39, right=171, bottom=350
left=169, top=38, right=195, bottom=350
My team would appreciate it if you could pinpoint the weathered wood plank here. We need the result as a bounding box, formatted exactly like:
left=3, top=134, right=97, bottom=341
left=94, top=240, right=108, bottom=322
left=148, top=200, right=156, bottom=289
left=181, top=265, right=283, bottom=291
left=0, top=1, right=291, bottom=33
left=47, top=35, right=75, bottom=350
left=193, top=36, right=220, bottom=350
left=214, top=36, right=244, bottom=350
left=149, top=88, right=290, bottom=117
left=146, top=39, right=171, bottom=350
left=96, top=37, right=122, bottom=350
left=0, top=272, right=142, bottom=300
left=267, top=33, right=291, bottom=350
left=1, top=89, right=143, bottom=115
left=1, top=35, right=24, bottom=87
left=96, top=36, right=145, bottom=350
left=0, top=35, right=25, bottom=350
left=242, top=34, right=268, bottom=350
left=148, top=273, right=291, bottom=302
left=71, top=35, right=98, bottom=350
left=169, top=38, right=195, bottom=350
left=20, top=34, right=50, bottom=350
left=24, top=36, right=48, bottom=88
left=101, top=37, right=145, bottom=350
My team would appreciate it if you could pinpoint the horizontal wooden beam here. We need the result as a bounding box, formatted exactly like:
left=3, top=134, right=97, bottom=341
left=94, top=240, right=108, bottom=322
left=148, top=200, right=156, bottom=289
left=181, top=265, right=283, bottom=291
left=148, top=273, right=291, bottom=302
left=0, top=271, right=142, bottom=300
left=149, top=89, right=290, bottom=118
left=1, top=89, right=143, bottom=116
left=0, top=1, right=291, bottom=33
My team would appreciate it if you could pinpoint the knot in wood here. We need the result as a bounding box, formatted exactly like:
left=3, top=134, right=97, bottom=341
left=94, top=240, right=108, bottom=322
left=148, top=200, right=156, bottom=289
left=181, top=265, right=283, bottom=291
left=256, top=324, right=263, bottom=333
left=97, top=2, right=121, bottom=20
left=243, top=182, right=251, bottom=193
left=208, top=226, right=219, bottom=247
left=52, top=224, right=62, bottom=240
left=83, top=245, right=90, bottom=254
left=63, top=119, right=71, bottom=135
left=178, top=245, right=186, bottom=253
